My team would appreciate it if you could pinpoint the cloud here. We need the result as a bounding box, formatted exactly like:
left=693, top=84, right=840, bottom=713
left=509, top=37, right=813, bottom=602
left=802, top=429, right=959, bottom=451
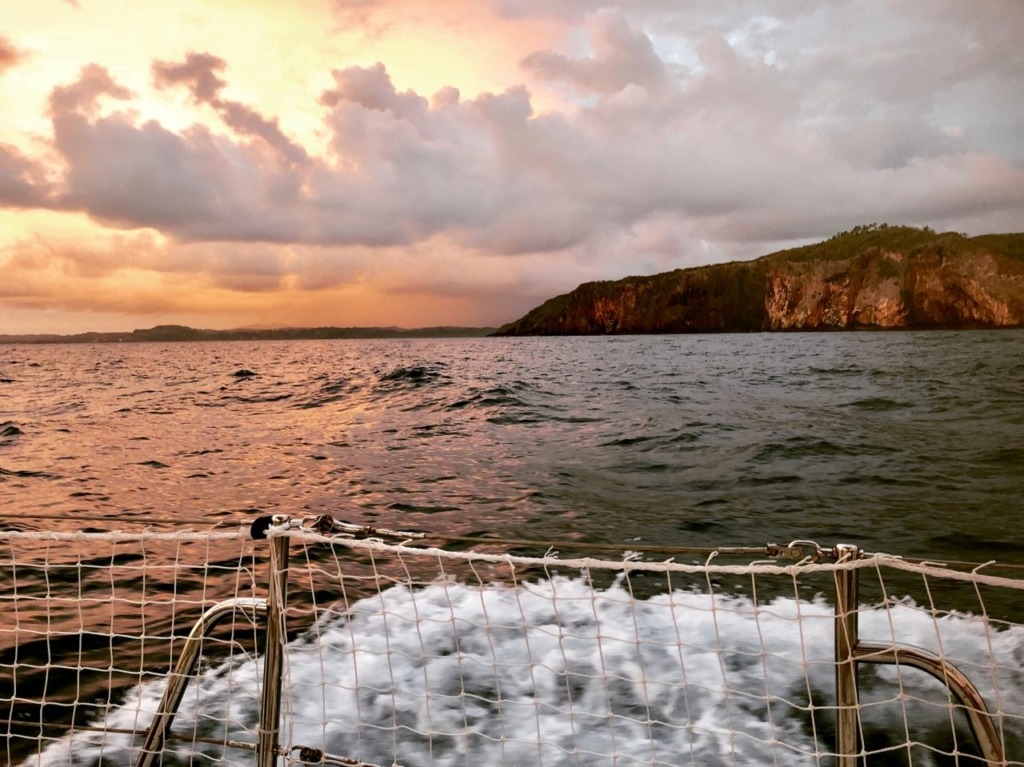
left=51, top=115, right=247, bottom=232
left=0, top=226, right=547, bottom=328
left=43, top=65, right=309, bottom=239
left=151, top=52, right=227, bottom=102
left=4, top=0, right=1022, bottom=333
left=327, top=0, right=396, bottom=33
left=0, top=145, right=50, bottom=207
left=48, top=63, right=133, bottom=116
left=35, top=20, right=1024, bottom=264
left=38, top=61, right=311, bottom=239
left=319, top=61, right=428, bottom=118
left=0, top=35, right=28, bottom=75
left=152, top=53, right=310, bottom=165
left=521, top=8, right=665, bottom=93
left=491, top=0, right=832, bottom=26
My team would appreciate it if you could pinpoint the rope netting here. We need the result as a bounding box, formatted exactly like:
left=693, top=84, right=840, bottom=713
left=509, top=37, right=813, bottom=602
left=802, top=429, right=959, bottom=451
left=2, top=521, right=1023, bottom=766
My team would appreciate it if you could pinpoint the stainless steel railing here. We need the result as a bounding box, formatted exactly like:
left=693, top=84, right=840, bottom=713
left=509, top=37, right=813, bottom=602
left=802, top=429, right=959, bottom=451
left=134, top=527, right=1008, bottom=767
left=833, top=543, right=1005, bottom=766
left=133, top=516, right=290, bottom=767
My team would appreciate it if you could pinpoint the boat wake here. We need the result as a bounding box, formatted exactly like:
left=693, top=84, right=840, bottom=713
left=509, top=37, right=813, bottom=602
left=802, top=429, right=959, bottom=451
left=28, top=576, right=1024, bottom=767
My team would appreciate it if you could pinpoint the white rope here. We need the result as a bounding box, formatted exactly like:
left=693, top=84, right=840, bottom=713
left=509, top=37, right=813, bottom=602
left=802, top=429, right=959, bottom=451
left=267, top=527, right=1024, bottom=589
left=6, top=524, right=1024, bottom=592
left=6, top=523, right=1024, bottom=766
left=0, top=526, right=250, bottom=543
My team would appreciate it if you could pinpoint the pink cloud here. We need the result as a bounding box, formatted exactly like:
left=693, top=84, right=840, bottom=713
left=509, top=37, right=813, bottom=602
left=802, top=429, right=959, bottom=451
left=153, top=53, right=309, bottom=165
left=0, top=145, right=50, bottom=207
left=48, top=63, right=133, bottom=117
left=521, top=9, right=665, bottom=93
left=0, top=35, right=26, bottom=74
left=7, top=2, right=1024, bottom=276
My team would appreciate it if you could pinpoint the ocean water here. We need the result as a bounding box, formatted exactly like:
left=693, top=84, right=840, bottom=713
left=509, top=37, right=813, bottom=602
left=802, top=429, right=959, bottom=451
left=2, top=332, right=1022, bottom=559
left=3, top=331, right=1024, bottom=765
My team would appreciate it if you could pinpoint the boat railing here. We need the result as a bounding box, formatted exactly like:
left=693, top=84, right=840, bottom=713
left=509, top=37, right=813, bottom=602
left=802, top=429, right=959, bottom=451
left=2, top=516, right=1022, bottom=766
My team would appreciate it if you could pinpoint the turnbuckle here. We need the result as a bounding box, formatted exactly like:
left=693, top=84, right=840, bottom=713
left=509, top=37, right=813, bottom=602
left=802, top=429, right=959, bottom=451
left=765, top=540, right=853, bottom=563
left=250, top=513, right=426, bottom=542
left=310, top=514, right=426, bottom=541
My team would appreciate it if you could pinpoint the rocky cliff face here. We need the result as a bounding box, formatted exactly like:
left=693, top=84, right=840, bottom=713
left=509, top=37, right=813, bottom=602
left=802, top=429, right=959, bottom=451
left=495, top=227, right=1024, bottom=335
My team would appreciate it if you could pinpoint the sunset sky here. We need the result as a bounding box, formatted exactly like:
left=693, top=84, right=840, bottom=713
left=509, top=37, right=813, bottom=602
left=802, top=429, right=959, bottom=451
left=2, top=0, right=1023, bottom=333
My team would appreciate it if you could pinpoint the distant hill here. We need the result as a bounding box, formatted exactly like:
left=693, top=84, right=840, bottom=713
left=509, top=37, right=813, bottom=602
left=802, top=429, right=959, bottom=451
left=494, top=226, right=1024, bottom=335
left=0, top=325, right=497, bottom=344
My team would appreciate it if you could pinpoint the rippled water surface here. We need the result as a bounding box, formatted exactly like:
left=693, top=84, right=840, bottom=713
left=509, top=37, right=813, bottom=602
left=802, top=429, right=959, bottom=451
left=1, top=331, right=1023, bottom=561
left=4, top=332, right=1024, bottom=765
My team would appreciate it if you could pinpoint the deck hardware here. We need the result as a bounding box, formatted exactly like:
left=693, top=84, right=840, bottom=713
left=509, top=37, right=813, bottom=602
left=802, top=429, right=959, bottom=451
left=134, top=598, right=267, bottom=767
left=258, top=522, right=291, bottom=767
left=831, top=543, right=1005, bottom=766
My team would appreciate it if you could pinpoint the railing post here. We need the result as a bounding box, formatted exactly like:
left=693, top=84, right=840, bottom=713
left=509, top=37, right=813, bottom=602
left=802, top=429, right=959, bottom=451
left=133, top=599, right=267, bottom=767
left=257, top=526, right=290, bottom=766
left=834, top=543, right=861, bottom=767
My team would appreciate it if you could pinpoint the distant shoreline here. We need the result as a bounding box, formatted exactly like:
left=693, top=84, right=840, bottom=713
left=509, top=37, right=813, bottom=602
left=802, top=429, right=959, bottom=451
left=0, top=325, right=498, bottom=345
left=4, top=325, right=1021, bottom=346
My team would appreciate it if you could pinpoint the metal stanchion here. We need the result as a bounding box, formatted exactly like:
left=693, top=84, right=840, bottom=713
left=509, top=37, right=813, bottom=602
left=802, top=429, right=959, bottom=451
left=257, top=522, right=290, bottom=767
left=834, top=543, right=861, bottom=767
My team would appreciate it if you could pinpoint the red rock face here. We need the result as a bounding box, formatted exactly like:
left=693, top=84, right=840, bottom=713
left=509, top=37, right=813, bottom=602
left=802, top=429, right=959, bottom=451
left=765, top=250, right=1024, bottom=330
left=496, top=228, right=1024, bottom=335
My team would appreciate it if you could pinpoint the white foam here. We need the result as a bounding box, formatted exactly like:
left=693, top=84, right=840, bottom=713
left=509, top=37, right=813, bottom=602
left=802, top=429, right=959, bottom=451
left=27, top=576, right=1024, bottom=766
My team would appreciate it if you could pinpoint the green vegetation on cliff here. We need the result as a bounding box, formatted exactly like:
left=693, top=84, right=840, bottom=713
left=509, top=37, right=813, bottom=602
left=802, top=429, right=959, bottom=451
left=495, top=226, right=1024, bottom=335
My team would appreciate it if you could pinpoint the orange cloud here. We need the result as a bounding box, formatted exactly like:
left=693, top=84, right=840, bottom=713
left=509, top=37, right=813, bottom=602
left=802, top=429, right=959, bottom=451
left=2, top=0, right=1024, bottom=336
left=0, top=34, right=27, bottom=74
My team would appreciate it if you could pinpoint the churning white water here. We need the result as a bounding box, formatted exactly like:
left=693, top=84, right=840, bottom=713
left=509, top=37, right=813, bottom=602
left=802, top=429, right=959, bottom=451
left=29, top=575, right=1024, bottom=767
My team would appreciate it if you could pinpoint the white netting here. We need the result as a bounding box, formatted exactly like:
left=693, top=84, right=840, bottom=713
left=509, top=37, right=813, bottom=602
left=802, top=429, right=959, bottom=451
left=1, top=527, right=263, bottom=766
left=3, top=523, right=1023, bottom=767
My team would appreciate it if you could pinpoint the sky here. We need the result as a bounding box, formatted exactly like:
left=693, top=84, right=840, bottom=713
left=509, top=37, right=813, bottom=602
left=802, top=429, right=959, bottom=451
left=1, top=0, right=1023, bottom=334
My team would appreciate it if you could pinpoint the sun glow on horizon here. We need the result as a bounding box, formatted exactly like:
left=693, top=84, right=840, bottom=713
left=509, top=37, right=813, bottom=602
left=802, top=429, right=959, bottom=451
left=1, top=0, right=1022, bottom=334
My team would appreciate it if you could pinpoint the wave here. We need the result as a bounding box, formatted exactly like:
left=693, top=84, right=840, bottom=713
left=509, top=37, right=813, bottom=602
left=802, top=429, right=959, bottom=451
left=379, top=364, right=450, bottom=387
left=294, top=377, right=358, bottom=409
left=28, top=577, right=1024, bottom=767
left=0, top=466, right=59, bottom=480
left=444, top=381, right=558, bottom=425
left=840, top=396, right=913, bottom=412
left=807, top=365, right=866, bottom=376
left=447, top=384, right=530, bottom=411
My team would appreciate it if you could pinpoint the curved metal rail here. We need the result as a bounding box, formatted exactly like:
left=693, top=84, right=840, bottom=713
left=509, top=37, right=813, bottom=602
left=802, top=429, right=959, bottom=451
left=856, top=642, right=1006, bottom=766
left=133, top=522, right=291, bottom=767
left=833, top=543, right=1006, bottom=767
left=134, top=597, right=268, bottom=767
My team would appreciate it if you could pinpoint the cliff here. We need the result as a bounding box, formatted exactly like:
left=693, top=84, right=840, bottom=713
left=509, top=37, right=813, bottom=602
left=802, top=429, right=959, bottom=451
left=494, top=226, right=1024, bottom=335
